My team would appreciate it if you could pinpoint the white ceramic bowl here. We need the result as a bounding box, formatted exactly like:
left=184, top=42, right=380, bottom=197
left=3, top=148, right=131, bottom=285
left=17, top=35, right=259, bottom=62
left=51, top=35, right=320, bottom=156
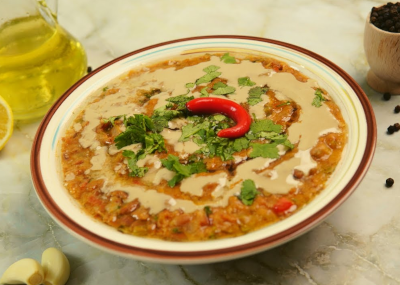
left=31, top=36, right=376, bottom=264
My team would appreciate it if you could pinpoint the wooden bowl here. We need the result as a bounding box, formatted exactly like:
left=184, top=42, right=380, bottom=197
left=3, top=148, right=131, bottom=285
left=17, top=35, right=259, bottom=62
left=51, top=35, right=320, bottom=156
left=364, top=13, right=400, bottom=94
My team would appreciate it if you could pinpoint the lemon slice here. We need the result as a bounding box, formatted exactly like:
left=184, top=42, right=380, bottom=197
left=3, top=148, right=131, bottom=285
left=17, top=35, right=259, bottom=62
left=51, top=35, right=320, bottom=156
left=0, top=96, right=13, bottom=151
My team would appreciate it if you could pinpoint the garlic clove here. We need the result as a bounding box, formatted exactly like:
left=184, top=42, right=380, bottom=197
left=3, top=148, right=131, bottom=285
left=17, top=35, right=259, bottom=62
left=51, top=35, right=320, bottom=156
left=0, top=258, right=44, bottom=285
left=41, top=248, right=70, bottom=285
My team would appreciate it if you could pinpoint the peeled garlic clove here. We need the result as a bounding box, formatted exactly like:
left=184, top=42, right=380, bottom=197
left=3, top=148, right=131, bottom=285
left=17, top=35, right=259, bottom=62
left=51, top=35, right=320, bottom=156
left=0, top=258, right=44, bottom=285
left=41, top=248, right=70, bottom=285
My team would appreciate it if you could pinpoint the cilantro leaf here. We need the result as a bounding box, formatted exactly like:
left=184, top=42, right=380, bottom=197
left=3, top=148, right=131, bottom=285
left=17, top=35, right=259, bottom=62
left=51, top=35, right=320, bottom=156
left=152, top=108, right=181, bottom=132
left=212, top=114, right=228, bottom=121
left=161, top=154, right=207, bottom=187
left=102, top=115, right=122, bottom=126
left=114, top=125, right=145, bottom=149
left=248, top=87, right=268, bottom=106
left=212, top=86, right=236, bottom=95
left=239, top=179, right=258, bottom=206
left=312, top=88, right=327, bottom=107
left=238, top=77, right=256, bottom=87
left=203, top=65, right=220, bottom=73
left=250, top=119, right=282, bottom=134
left=150, top=93, right=193, bottom=132
left=196, top=71, right=221, bottom=85
left=144, top=133, right=165, bottom=153
left=124, top=114, right=155, bottom=131
left=114, top=114, right=166, bottom=176
left=233, top=137, right=250, bottom=152
left=213, top=82, right=227, bottom=89
left=179, top=121, right=209, bottom=142
left=114, top=114, right=159, bottom=149
left=122, top=150, right=148, bottom=177
left=166, top=94, right=194, bottom=110
left=187, top=115, right=247, bottom=161
left=200, top=87, right=209, bottom=97
left=221, top=53, right=237, bottom=64
left=257, top=132, right=286, bottom=140
left=280, top=139, right=294, bottom=149
left=249, top=143, right=280, bottom=159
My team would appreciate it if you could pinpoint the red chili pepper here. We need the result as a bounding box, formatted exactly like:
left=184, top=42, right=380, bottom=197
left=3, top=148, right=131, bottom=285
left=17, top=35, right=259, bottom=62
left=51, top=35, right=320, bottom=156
left=273, top=197, right=294, bottom=214
left=186, top=97, right=251, bottom=139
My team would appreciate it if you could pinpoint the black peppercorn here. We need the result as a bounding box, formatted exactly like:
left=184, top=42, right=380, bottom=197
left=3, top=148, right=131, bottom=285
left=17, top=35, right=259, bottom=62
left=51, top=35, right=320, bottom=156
left=394, top=123, right=400, bottom=131
left=387, top=125, right=396, bottom=134
left=383, top=92, right=392, bottom=101
left=395, top=105, right=400, bottom=113
left=371, top=2, right=400, bottom=33
left=386, top=178, right=394, bottom=187
left=87, top=66, right=92, bottom=73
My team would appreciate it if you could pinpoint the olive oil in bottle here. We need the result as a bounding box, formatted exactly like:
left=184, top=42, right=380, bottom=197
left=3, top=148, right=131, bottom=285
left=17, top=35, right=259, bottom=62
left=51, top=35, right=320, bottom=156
left=0, top=15, right=87, bottom=122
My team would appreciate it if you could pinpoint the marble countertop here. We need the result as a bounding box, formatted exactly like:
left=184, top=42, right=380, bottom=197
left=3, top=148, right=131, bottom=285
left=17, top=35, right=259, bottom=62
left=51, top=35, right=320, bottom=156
left=1, top=0, right=400, bottom=284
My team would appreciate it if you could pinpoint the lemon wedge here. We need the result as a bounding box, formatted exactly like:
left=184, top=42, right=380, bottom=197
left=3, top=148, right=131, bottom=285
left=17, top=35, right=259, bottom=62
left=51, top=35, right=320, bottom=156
left=0, top=96, right=13, bottom=151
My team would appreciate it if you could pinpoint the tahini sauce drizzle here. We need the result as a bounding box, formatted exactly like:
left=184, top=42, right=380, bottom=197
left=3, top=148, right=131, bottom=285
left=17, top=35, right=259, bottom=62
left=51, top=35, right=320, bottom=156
left=75, top=55, right=340, bottom=214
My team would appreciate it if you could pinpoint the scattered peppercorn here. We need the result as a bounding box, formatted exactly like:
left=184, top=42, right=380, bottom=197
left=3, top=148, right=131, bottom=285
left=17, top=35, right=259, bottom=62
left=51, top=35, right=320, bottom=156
left=87, top=66, right=92, bottom=73
left=387, top=125, right=396, bottom=134
left=371, top=2, right=400, bottom=33
left=386, top=178, right=394, bottom=187
left=394, top=123, right=400, bottom=131
left=383, top=92, right=392, bottom=101
left=395, top=105, right=400, bottom=113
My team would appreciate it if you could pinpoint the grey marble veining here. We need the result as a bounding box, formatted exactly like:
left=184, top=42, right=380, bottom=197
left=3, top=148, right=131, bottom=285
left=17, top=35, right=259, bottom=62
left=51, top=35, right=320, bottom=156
left=1, top=0, right=400, bottom=284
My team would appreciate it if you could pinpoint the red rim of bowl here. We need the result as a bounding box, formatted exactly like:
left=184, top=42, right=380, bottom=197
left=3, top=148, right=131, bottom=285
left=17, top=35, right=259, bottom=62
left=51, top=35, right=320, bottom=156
left=30, top=35, right=377, bottom=263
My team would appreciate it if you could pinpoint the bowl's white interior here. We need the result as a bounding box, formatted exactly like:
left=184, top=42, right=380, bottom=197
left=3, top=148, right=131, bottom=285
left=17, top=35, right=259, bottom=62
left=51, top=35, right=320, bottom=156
left=39, top=38, right=366, bottom=253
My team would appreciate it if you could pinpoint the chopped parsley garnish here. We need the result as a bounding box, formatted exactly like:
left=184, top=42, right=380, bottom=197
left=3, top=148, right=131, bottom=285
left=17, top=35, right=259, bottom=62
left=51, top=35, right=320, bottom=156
left=221, top=53, right=237, bottom=64
left=238, top=77, right=256, bottom=87
left=102, top=115, right=122, bottom=126
left=102, top=86, right=109, bottom=92
left=312, top=88, right=327, bottom=107
left=248, top=87, right=268, bottom=106
left=239, top=179, right=258, bottom=206
left=161, top=154, right=207, bottom=187
left=185, top=82, right=195, bottom=88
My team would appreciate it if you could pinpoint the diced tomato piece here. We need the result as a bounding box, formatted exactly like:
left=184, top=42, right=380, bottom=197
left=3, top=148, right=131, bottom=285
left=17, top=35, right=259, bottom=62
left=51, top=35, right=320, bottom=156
left=273, top=197, right=293, bottom=214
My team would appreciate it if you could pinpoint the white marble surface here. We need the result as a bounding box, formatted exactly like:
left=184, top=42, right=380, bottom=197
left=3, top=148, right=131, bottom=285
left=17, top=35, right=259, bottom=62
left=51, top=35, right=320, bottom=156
left=1, top=0, right=400, bottom=284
